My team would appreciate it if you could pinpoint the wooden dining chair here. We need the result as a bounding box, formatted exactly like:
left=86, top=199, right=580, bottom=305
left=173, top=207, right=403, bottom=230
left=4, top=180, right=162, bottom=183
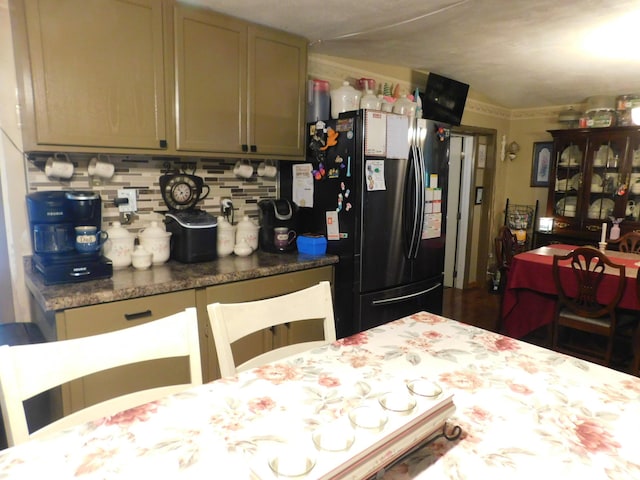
left=494, top=226, right=518, bottom=294
left=0, top=308, right=202, bottom=447
left=207, top=281, right=336, bottom=378
left=551, top=247, right=626, bottom=367
left=618, top=231, right=640, bottom=253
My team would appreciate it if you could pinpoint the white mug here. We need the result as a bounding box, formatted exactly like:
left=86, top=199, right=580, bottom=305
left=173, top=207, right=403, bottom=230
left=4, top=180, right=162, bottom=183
left=257, top=160, right=277, bottom=178
left=45, top=152, right=74, bottom=179
left=88, top=154, right=115, bottom=179
left=233, top=159, right=254, bottom=179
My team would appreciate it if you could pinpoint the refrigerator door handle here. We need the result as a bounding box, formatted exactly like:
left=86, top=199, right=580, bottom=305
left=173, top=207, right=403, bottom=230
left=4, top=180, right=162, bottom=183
left=412, top=143, right=426, bottom=258
left=407, top=143, right=422, bottom=259
left=371, top=283, right=442, bottom=306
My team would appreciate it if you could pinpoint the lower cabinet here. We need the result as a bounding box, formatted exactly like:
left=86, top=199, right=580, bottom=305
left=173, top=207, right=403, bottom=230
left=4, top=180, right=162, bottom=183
left=196, top=266, right=334, bottom=381
left=56, top=290, right=195, bottom=416
left=45, top=266, right=335, bottom=415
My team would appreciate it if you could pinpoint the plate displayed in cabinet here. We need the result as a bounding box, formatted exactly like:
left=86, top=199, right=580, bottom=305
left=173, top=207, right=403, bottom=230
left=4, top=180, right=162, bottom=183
left=593, top=146, right=614, bottom=167
left=588, top=198, right=614, bottom=219
left=559, top=145, right=580, bottom=166
left=633, top=149, right=640, bottom=167
left=555, top=196, right=577, bottom=217
left=569, top=173, right=581, bottom=190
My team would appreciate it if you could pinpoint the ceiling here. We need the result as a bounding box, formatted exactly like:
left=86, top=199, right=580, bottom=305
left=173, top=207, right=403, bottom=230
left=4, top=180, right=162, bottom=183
left=184, top=0, right=640, bottom=110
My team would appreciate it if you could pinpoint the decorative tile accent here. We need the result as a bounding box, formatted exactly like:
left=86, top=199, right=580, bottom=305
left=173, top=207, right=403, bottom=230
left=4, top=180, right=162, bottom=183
left=26, top=154, right=278, bottom=233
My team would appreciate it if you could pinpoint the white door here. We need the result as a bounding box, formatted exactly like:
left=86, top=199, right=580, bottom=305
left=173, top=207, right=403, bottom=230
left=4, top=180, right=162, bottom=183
left=444, top=135, right=474, bottom=289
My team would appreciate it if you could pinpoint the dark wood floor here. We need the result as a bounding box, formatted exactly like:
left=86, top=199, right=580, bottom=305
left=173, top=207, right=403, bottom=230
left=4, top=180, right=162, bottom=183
left=442, top=286, right=501, bottom=332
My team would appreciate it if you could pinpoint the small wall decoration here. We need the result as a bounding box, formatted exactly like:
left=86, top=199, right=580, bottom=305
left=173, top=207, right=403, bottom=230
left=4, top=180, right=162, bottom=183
left=475, top=186, right=483, bottom=205
left=531, top=141, right=553, bottom=187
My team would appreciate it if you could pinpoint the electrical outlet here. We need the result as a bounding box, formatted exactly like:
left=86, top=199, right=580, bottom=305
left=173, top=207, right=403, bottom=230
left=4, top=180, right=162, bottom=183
left=117, top=189, right=137, bottom=213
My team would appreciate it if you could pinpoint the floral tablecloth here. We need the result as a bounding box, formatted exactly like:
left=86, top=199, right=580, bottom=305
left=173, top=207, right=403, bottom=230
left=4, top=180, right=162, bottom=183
left=1, top=312, right=639, bottom=479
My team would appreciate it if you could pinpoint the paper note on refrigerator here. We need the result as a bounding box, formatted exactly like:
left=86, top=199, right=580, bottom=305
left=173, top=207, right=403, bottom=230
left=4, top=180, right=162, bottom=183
left=292, top=163, right=314, bottom=207
left=422, top=213, right=442, bottom=239
left=364, top=110, right=386, bottom=156
left=326, top=211, right=340, bottom=241
left=385, top=114, right=410, bottom=159
left=366, top=160, right=386, bottom=191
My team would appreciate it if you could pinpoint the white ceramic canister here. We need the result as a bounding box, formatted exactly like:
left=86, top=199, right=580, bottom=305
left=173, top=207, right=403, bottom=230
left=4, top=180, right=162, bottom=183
left=217, top=216, right=236, bottom=257
left=138, top=221, right=171, bottom=265
left=102, top=221, right=134, bottom=269
left=235, top=215, right=259, bottom=251
left=330, top=81, right=361, bottom=119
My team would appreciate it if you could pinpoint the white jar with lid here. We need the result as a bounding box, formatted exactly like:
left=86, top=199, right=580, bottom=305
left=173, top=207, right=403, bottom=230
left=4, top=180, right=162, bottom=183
left=235, top=215, right=259, bottom=252
left=392, top=95, right=417, bottom=116
left=103, top=221, right=134, bottom=269
left=360, top=90, right=380, bottom=110
left=217, top=216, right=235, bottom=257
left=330, top=81, right=361, bottom=119
left=138, top=221, right=171, bottom=265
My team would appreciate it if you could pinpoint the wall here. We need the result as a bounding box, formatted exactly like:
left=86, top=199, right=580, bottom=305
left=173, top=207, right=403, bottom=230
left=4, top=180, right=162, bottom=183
left=26, top=154, right=277, bottom=233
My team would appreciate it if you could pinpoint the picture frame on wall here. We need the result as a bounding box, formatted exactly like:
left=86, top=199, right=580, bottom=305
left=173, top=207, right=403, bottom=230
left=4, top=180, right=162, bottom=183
left=531, top=141, right=553, bottom=187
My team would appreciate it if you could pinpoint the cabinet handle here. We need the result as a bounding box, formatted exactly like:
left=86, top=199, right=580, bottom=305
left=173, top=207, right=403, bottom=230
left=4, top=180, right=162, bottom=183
left=124, top=310, right=153, bottom=321
left=242, top=144, right=249, bottom=152
left=250, top=145, right=257, bottom=152
left=159, top=140, right=167, bottom=148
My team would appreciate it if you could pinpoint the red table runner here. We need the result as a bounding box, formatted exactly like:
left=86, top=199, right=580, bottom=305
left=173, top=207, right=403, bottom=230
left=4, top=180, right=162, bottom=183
left=501, top=244, right=640, bottom=338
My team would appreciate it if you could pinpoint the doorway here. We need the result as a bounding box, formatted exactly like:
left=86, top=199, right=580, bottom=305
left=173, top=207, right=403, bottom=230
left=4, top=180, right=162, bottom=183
left=444, top=127, right=497, bottom=290
left=444, top=135, right=474, bottom=288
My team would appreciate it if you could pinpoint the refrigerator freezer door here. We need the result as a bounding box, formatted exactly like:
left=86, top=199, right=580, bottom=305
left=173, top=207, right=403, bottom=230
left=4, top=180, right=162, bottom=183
left=360, top=157, right=412, bottom=292
left=357, top=277, right=444, bottom=332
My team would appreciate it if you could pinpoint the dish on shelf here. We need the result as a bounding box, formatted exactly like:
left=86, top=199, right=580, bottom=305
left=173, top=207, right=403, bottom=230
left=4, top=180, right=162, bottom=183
left=588, top=198, right=615, bottom=219
left=593, top=145, right=614, bottom=167
left=311, top=422, right=355, bottom=452
left=570, top=173, right=582, bottom=190
left=555, top=196, right=577, bottom=217
left=633, top=149, right=640, bottom=167
left=555, top=178, right=568, bottom=191
left=378, top=391, right=417, bottom=414
left=406, top=379, right=443, bottom=398
left=559, top=145, right=581, bottom=166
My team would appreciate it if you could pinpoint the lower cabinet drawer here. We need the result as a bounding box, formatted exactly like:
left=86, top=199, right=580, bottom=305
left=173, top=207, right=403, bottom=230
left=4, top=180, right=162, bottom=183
left=57, top=290, right=195, bottom=415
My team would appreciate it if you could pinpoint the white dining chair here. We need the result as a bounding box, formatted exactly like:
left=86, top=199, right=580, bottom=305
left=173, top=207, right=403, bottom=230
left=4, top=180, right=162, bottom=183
left=0, top=308, right=202, bottom=447
left=207, top=281, right=336, bottom=378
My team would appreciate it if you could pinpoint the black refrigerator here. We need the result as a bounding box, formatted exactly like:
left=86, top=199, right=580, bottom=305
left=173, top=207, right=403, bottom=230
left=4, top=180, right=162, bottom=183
left=280, top=110, right=449, bottom=338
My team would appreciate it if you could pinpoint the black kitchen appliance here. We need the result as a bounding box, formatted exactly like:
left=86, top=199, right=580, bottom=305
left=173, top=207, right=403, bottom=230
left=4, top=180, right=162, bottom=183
left=159, top=166, right=217, bottom=263
left=257, top=199, right=299, bottom=253
left=26, top=191, right=113, bottom=285
left=280, top=110, right=449, bottom=338
left=165, top=210, right=217, bottom=263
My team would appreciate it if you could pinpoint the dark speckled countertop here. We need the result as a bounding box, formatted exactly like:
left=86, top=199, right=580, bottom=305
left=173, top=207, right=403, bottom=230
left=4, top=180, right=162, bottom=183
left=25, top=252, right=338, bottom=312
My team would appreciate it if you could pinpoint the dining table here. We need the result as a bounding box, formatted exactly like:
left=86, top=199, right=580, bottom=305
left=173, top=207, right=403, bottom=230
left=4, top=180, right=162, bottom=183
left=1, top=311, right=640, bottom=479
left=501, top=244, right=640, bottom=339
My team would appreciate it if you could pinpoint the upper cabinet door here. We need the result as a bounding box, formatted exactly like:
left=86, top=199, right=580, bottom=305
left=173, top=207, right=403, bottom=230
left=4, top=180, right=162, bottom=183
left=23, top=0, right=167, bottom=149
left=174, top=6, right=247, bottom=153
left=248, top=26, right=307, bottom=157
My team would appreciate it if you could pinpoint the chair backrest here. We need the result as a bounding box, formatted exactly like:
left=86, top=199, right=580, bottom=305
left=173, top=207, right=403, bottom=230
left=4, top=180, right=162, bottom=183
left=495, top=226, right=517, bottom=269
left=618, top=232, right=640, bottom=253
left=552, top=247, right=625, bottom=318
left=0, top=308, right=202, bottom=447
left=207, top=281, right=336, bottom=378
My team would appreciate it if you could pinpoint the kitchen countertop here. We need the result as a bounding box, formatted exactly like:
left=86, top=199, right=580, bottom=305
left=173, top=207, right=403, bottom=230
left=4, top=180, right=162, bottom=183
left=24, top=252, right=339, bottom=312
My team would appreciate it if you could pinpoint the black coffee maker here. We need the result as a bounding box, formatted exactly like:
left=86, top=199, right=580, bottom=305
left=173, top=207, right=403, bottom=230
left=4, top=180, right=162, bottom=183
left=26, top=191, right=112, bottom=284
left=258, top=199, right=299, bottom=253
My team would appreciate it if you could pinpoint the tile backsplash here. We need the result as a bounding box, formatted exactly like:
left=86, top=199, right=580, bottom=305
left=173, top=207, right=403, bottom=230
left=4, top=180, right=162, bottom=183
left=26, top=153, right=279, bottom=233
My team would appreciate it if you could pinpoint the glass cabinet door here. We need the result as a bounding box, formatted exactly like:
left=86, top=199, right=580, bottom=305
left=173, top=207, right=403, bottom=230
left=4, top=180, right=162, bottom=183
left=584, top=134, right=627, bottom=224
left=551, top=136, right=586, bottom=225
left=627, top=134, right=640, bottom=221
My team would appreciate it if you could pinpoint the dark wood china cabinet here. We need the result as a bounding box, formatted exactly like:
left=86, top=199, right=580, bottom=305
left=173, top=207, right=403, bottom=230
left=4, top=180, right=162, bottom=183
left=536, top=126, right=640, bottom=247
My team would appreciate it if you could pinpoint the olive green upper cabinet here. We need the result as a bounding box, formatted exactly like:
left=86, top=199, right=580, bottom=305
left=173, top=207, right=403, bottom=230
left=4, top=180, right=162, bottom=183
left=15, top=0, right=168, bottom=151
left=174, top=5, right=307, bottom=158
